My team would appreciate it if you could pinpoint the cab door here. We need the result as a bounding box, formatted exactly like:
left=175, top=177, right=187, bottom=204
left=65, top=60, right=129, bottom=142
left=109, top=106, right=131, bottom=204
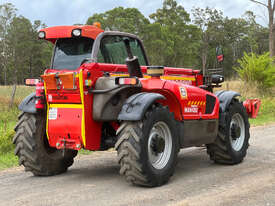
left=91, top=32, right=149, bottom=66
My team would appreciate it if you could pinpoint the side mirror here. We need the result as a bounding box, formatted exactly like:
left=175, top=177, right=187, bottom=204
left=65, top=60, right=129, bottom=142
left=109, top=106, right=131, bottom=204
left=216, top=46, right=224, bottom=63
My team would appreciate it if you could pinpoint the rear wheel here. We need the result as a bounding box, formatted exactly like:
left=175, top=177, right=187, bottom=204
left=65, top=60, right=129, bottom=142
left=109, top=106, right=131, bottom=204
left=115, top=105, right=179, bottom=187
left=207, top=100, right=250, bottom=164
left=13, top=112, right=77, bottom=176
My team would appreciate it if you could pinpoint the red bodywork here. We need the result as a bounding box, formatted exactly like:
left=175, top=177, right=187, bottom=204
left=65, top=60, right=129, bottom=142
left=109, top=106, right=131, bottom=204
left=42, top=62, right=217, bottom=151
left=40, top=25, right=104, bottom=43
left=36, top=25, right=253, bottom=151
left=243, top=99, right=261, bottom=118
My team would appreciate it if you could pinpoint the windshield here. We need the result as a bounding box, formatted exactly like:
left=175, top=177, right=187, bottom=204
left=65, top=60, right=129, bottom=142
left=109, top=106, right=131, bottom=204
left=52, top=37, right=94, bottom=70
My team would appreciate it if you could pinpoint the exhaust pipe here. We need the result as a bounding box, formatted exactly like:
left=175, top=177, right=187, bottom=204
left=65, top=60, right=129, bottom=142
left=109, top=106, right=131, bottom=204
left=124, top=39, right=143, bottom=78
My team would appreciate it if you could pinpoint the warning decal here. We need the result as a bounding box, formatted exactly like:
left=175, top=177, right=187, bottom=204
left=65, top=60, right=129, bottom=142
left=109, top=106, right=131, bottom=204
left=48, top=107, right=58, bottom=120
left=179, top=87, right=188, bottom=99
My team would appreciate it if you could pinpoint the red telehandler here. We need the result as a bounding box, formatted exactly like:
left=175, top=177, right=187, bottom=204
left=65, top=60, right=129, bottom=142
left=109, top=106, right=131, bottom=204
left=13, top=24, right=261, bottom=187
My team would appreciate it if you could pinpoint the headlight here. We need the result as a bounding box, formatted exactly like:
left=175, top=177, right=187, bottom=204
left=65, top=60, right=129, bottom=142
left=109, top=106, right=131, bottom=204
left=38, top=31, right=45, bottom=39
left=72, top=29, right=81, bottom=37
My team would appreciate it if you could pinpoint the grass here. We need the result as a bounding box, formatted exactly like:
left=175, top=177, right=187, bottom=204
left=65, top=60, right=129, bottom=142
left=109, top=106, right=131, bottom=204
left=0, top=83, right=274, bottom=170
left=0, top=152, right=19, bottom=170
left=0, top=106, right=19, bottom=170
left=0, top=86, right=34, bottom=170
left=249, top=97, right=275, bottom=126
left=0, top=85, right=35, bottom=105
left=0, top=125, right=17, bottom=170
left=218, top=80, right=275, bottom=126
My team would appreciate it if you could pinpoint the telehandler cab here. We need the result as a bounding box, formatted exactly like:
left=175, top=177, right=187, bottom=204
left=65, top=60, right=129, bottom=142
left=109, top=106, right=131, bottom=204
left=14, top=24, right=261, bottom=187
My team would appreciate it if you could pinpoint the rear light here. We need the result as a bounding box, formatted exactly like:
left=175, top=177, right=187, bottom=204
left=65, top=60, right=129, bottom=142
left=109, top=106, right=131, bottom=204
left=25, top=78, right=40, bottom=86
left=35, top=82, right=45, bottom=109
left=115, top=77, right=139, bottom=85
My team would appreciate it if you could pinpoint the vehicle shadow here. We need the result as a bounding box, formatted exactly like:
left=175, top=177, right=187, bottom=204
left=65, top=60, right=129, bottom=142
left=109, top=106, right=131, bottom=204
left=66, top=148, right=218, bottom=182
left=29, top=148, right=226, bottom=186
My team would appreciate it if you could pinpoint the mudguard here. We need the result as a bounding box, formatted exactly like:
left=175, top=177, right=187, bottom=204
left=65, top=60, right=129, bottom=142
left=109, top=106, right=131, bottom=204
left=215, top=90, right=240, bottom=127
left=118, top=92, right=165, bottom=121
left=18, top=92, right=37, bottom=114
left=215, top=90, right=240, bottom=112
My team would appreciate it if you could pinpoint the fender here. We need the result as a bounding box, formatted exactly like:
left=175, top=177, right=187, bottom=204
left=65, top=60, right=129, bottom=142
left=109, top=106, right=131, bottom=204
left=118, top=92, right=165, bottom=121
left=18, top=92, right=37, bottom=114
left=215, top=90, right=240, bottom=112
left=215, top=90, right=240, bottom=127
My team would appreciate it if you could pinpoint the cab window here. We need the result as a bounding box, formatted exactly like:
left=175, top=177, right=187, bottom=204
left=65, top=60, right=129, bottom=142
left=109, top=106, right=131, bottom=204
left=97, top=35, right=147, bottom=65
left=52, top=37, right=93, bottom=70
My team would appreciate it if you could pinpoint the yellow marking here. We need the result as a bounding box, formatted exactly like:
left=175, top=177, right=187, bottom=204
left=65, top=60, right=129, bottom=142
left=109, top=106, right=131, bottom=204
left=79, top=70, right=86, bottom=147
left=45, top=72, right=85, bottom=145
left=49, top=104, right=82, bottom=109
left=44, top=82, right=50, bottom=140
left=160, top=76, right=196, bottom=81
left=110, top=74, right=129, bottom=77
left=110, top=73, right=196, bottom=81
left=194, top=101, right=197, bottom=105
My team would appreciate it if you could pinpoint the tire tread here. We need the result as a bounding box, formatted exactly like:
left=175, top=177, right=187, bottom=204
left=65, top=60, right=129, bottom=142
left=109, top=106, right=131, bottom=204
left=207, top=100, right=250, bottom=164
left=13, top=112, right=77, bottom=176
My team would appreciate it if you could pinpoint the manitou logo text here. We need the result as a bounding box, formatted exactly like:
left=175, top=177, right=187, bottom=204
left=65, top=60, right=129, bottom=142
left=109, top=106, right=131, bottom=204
left=184, top=106, right=198, bottom=113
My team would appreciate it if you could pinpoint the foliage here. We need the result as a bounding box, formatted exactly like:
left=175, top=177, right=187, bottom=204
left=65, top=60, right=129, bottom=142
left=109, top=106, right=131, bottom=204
left=249, top=0, right=275, bottom=57
left=192, top=7, right=224, bottom=74
left=0, top=1, right=272, bottom=83
left=144, top=0, right=200, bottom=67
left=87, top=7, right=150, bottom=37
left=0, top=86, right=34, bottom=169
left=0, top=3, right=52, bottom=85
left=234, top=52, right=275, bottom=90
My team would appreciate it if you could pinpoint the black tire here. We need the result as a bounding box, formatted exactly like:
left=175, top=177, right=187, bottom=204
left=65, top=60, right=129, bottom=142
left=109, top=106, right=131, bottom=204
left=115, top=105, right=179, bottom=187
left=207, top=100, right=250, bottom=164
left=13, top=112, right=77, bottom=176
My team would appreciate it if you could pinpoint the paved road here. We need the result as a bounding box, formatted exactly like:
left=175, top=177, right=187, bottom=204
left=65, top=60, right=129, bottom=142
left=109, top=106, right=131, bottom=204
left=1, top=125, right=275, bottom=206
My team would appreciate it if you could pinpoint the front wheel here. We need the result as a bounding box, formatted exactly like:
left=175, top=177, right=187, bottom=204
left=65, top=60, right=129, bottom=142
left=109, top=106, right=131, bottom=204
left=207, top=100, right=250, bottom=164
left=115, top=105, right=179, bottom=187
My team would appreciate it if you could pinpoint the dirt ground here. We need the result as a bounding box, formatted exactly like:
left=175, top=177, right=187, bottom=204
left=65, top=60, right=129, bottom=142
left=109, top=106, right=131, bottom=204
left=0, top=125, right=275, bottom=206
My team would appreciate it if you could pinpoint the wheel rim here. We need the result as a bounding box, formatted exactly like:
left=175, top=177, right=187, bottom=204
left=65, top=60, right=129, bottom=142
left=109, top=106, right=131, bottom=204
left=148, top=121, right=172, bottom=170
left=229, top=113, right=245, bottom=151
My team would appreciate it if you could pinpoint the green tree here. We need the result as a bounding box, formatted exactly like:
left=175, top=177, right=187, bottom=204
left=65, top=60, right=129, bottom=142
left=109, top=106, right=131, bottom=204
left=86, top=7, right=150, bottom=37
left=249, top=0, right=275, bottom=57
left=0, top=3, right=17, bottom=85
left=145, top=0, right=200, bottom=67
left=234, top=52, right=275, bottom=91
left=192, top=7, right=224, bottom=75
left=5, top=16, right=52, bottom=84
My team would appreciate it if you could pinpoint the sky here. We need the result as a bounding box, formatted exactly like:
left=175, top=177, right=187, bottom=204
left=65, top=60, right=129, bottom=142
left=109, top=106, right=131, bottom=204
left=0, top=0, right=268, bottom=27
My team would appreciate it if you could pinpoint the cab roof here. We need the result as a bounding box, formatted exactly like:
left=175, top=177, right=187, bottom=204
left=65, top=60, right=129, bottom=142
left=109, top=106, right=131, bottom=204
left=39, top=25, right=104, bottom=44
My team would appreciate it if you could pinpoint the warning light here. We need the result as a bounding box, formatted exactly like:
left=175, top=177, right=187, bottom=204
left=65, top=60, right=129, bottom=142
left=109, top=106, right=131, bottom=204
left=93, top=22, right=101, bottom=29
